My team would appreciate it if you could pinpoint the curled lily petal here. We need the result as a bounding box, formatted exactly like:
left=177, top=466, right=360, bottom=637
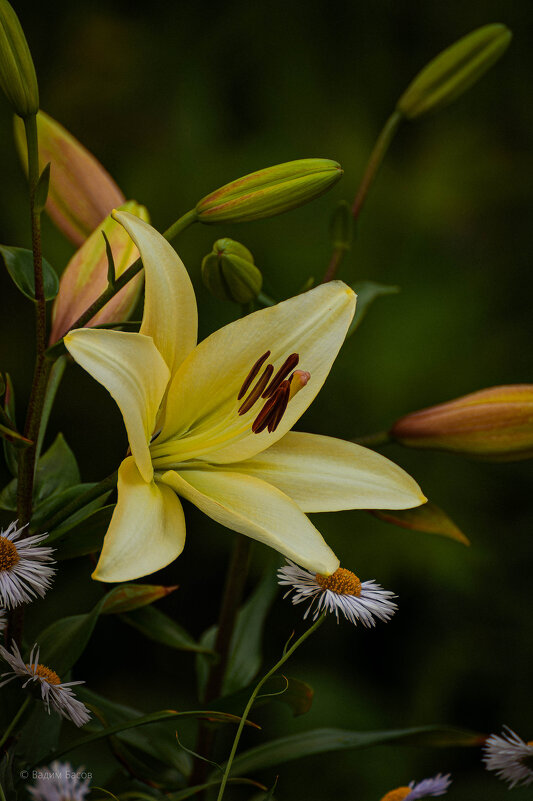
left=93, top=457, right=186, bottom=583
left=160, top=468, right=339, bottom=575
left=65, top=329, right=170, bottom=482
left=114, top=211, right=198, bottom=381
left=211, top=432, right=427, bottom=512
left=152, top=281, right=356, bottom=466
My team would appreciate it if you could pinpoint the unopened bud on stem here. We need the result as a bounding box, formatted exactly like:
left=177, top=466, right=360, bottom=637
left=196, top=159, right=342, bottom=223
left=201, top=238, right=262, bottom=304
left=397, top=23, right=511, bottom=119
left=0, top=0, right=38, bottom=117
left=391, top=385, right=533, bottom=461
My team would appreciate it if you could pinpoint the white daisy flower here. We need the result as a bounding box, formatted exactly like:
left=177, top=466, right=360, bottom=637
left=277, top=560, right=397, bottom=627
left=0, top=642, right=90, bottom=727
left=0, top=521, right=55, bottom=608
left=379, top=773, right=452, bottom=800
left=483, top=726, right=533, bottom=788
left=28, top=761, right=91, bottom=801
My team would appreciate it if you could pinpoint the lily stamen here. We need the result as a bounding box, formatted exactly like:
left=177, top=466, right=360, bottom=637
left=252, top=379, right=291, bottom=433
left=238, top=363, right=274, bottom=415
left=237, top=350, right=271, bottom=400
left=262, top=352, right=299, bottom=398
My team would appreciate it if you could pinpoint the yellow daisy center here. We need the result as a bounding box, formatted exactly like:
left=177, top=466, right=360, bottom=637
left=316, top=567, right=362, bottom=596
left=0, top=536, right=20, bottom=571
left=29, top=664, right=61, bottom=685
left=379, top=788, right=412, bottom=801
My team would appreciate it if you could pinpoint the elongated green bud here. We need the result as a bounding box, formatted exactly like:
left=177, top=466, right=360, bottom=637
left=196, top=159, right=342, bottom=223
left=391, top=385, right=533, bottom=461
left=201, top=238, right=262, bottom=304
left=397, top=24, right=511, bottom=119
left=0, top=0, right=38, bottom=117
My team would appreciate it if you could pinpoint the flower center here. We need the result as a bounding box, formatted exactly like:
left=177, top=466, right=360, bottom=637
left=29, top=664, right=61, bottom=685
left=237, top=351, right=310, bottom=434
left=0, top=536, right=20, bottom=571
left=315, top=567, right=362, bottom=596
left=379, top=789, right=412, bottom=801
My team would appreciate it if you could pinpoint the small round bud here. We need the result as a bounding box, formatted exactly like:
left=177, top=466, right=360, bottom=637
left=397, top=23, right=511, bottom=119
left=201, top=238, right=262, bottom=304
left=0, top=0, right=39, bottom=117
left=391, top=385, right=533, bottom=461
left=196, top=159, right=342, bottom=223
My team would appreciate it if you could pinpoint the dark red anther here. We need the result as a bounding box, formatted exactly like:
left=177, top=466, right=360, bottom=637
left=238, top=364, right=274, bottom=415
left=262, top=353, right=299, bottom=399
left=237, top=350, right=271, bottom=400
left=252, top=379, right=291, bottom=434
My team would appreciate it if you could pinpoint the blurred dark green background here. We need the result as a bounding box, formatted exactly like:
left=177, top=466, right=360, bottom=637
left=1, top=1, right=532, bottom=799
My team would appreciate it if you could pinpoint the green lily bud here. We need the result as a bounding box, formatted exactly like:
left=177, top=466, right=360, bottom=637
left=14, top=110, right=125, bottom=246
left=397, top=24, right=511, bottom=119
left=196, top=159, right=342, bottom=223
left=49, top=200, right=149, bottom=344
left=0, top=0, right=38, bottom=117
left=201, top=238, right=262, bottom=304
left=390, top=385, right=533, bottom=461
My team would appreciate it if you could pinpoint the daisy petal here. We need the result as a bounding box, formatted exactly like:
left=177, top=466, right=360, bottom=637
left=93, top=457, right=186, bottom=582
left=225, top=432, right=426, bottom=512
left=65, top=329, right=170, bottom=483
left=153, top=281, right=356, bottom=465
left=114, top=211, right=198, bottom=380
left=160, top=468, right=339, bottom=575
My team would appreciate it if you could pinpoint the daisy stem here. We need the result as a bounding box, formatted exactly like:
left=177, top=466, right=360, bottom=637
left=0, top=695, right=31, bottom=749
left=64, top=209, right=198, bottom=336
left=321, top=110, right=403, bottom=283
left=216, top=614, right=325, bottom=801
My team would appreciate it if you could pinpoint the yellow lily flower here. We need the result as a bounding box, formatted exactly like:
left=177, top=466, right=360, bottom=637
left=65, top=212, right=425, bottom=583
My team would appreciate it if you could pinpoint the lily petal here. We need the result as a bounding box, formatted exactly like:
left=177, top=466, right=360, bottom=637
left=65, top=328, right=170, bottom=482
left=93, top=457, right=186, bottom=582
left=160, top=467, right=339, bottom=575
left=222, top=432, right=426, bottom=512
left=153, top=281, right=355, bottom=466
left=113, top=211, right=198, bottom=381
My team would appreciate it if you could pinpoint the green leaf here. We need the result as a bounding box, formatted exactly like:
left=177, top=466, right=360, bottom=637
left=101, top=583, right=178, bottom=615
left=34, top=483, right=108, bottom=538
left=2, top=374, right=18, bottom=476
left=229, top=725, right=484, bottom=775
left=197, top=564, right=278, bottom=698
left=17, top=702, right=62, bottom=765
left=348, top=280, right=400, bottom=336
left=51, top=504, right=112, bottom=558
left=42, top=708, right=257, bottom=766
left=121, top=605, right=213, bottom=655
left=0, top=421, right=31, bottom=448
left=78, top=688, right=191, bottom=779
left=0, top=245, right=59, bottom=301
left=166, top=779, right=266, bottom=800
left=329, top=200, right=353, bottom=252
left=34, top=162, right=51, bottom=215
left=371, top=501, right=470, bottom=545
left=37, top=598, right=105, bottom=676
left=0, top=433, right=80, bottom=511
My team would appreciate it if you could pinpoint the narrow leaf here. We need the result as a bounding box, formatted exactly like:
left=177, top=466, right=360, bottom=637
left=0, top=245, right=59, bottom=301
left=0, top=421, right=32, bottom=448
left=348, top=280, right=400, bottom=336
left=102, top=230, right=116, bottom=287
left=101, top=583, right=178, bottom=615
left=166, top=779, right=266, bottom=800
left=121, top=605, right=213, bottom=655
left=51, top=504, right=113, bottom=558
left=229, top=725, right=484, bottom=775
left=2, top=374, right=18, bottom=476
left=371, top=501, right=470, bottom=545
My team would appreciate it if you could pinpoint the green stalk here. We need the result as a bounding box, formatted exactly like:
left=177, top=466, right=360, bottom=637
left=66, top=209, right=198, bottom=334
left=216, top=615, right=325, bottom=801
left=0, top=696, right=31, bottom=749
left=322, top=111, right=403, bottom=283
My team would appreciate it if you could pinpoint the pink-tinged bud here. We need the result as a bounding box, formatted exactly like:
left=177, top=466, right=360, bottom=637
left=14, top=110, right=125, bottom=246
left=391, top=385, right=533, bottom=461
left=49, top=201, right=149, bottom=344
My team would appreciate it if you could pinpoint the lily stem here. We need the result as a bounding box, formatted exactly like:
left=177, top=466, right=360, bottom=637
left=0, top=696, right=31, bottom=749
left=322, top=110, right=403, bottom=283
left=66, top=209, right=198, bottom=335
left=191, top=535, right=252, bottom=790
left=216, top=615, right=325, bottom=801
